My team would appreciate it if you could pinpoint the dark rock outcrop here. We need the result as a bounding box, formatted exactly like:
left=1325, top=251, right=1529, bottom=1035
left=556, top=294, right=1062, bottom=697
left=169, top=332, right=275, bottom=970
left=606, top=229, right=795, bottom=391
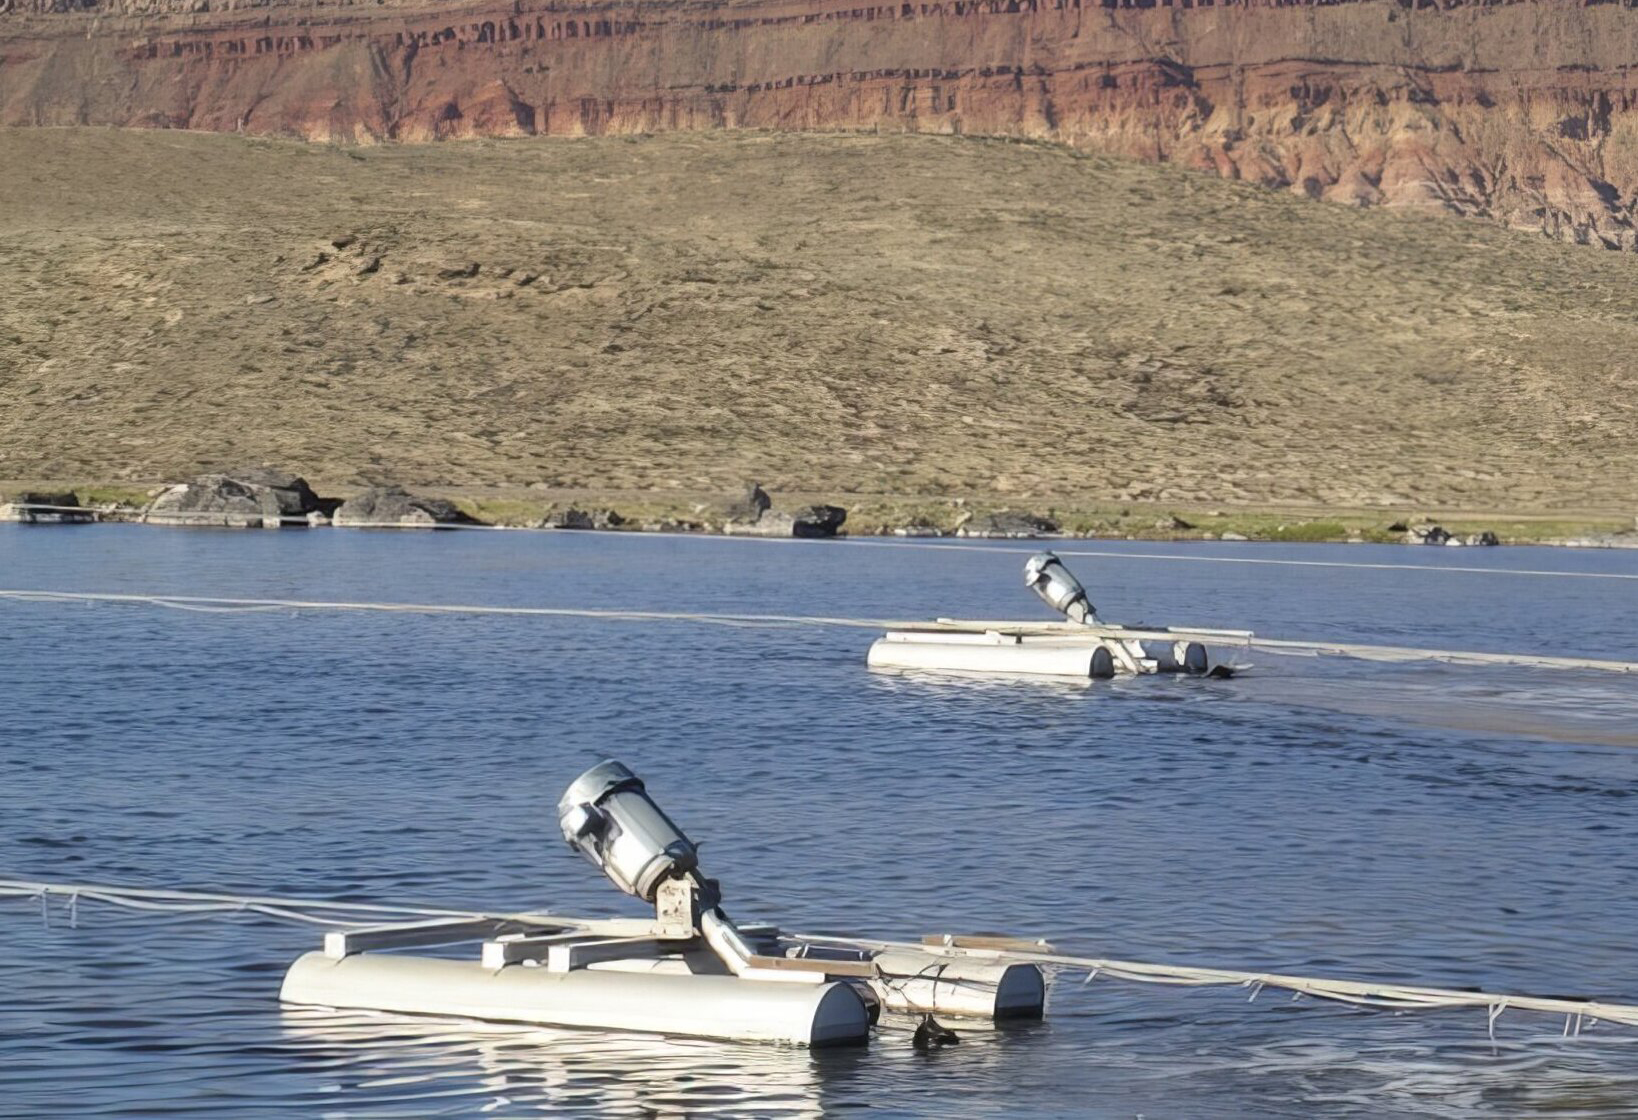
left=791, top=504, right=846, bottom=539
left=1407, top=524, right=1495, bottom=546
left=543, top=506, right=624, bottom=530
left=331, top=486, right=476, bottom=528
left=144, top=468, right=320, bottom=528
left=1, top=490, right=92, bottom=523
left=724, top=494, right=847, bottom=538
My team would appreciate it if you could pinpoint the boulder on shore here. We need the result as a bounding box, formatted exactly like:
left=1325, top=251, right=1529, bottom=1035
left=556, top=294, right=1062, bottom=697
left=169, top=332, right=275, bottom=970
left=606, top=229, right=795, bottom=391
left=791, top=504, right=847, bottom=538
left=724, top=500, right=847, bottom=538
left=1409, top=526, right=1496, bottom=546
left=543, top=507, right=625, bottom=530
left=0, top=491, right=94, bottom=524
left=956, top=511, right=1059, bottom=539
left=724, top=482, right=772, bottom=523
left=144, top=468, right=321, bottom=528
left=332, top=487, right=477, bottom=528
left=1407, top=524, right=1452, bottom=546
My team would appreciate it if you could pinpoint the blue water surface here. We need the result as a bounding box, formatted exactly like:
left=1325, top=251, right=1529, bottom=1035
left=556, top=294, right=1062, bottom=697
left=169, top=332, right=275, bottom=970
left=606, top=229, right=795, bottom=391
left=2, top=525, right=1636, bottom=1118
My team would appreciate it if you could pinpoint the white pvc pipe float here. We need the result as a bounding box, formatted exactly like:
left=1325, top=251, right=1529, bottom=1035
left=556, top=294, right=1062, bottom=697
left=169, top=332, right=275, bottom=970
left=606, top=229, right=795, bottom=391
left=281, top=951, right=872, bottom=1047
left=870, top=950, right=1046, bottom=1019
left=868, top=632, right=1117, bottom=679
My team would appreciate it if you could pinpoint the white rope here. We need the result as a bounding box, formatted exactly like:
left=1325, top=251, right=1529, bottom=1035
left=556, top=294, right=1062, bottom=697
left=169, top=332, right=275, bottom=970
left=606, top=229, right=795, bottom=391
left=8, top=502, right=1638, bottom=582
left=0, top=879, right=492, bottom=921
left=0, top=589, right=871, bottom=629
left=5, top=878, right=1634, bottom=1036
left=1, top=587, right=1634, bottom=674
left=862, top=540, right=1638, bottom=582
left=794, top=932, right=1638, bottom=1031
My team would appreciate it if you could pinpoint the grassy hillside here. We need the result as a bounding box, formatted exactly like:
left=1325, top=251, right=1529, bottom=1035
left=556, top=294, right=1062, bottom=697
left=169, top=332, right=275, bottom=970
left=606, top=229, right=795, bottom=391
left=2, top=127, right=1636, bottom=520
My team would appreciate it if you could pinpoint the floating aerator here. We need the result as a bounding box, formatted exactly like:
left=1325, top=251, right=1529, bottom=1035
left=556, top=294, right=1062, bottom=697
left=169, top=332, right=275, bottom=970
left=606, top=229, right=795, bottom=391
left=280, top=761, right=1045, bottom=1046
left=867, top=552, right=1235, bottom=680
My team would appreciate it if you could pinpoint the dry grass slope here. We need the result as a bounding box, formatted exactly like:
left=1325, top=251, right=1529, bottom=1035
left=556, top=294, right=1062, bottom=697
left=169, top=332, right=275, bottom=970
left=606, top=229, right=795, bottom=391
left=1, top=127, right=1635, bottom=515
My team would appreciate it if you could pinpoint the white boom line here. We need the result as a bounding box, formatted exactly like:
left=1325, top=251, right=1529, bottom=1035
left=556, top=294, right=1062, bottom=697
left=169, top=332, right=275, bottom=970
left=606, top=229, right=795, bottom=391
left=2, top=878, right=1631, bottom=1036
left=1, top=588, right=1635, bottom=674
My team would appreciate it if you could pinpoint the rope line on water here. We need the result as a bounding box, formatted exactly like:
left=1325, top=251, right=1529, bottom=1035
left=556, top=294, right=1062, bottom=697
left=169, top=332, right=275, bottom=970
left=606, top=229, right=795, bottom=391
left=8, top=502, right=1638, bottom=582
left=882, top=541, right=1638, bottom=582
left=796, top=931, right=1638, bottom=1032
left=1, top=587, right=1634, bottom=674
left=0, top=589, right=877, bottom=629
left=3, top=878, right=1633, bottom=1036
left=0, top=880, right=491, bottom=926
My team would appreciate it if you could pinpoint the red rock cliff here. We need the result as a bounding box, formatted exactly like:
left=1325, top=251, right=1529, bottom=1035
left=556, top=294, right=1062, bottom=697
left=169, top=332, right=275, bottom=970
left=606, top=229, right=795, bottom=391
left=4, top=0, right=1638, bottom=244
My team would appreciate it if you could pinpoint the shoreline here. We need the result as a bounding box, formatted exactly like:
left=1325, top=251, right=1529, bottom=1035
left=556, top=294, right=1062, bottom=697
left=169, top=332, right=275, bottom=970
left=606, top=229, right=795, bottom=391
left=4, top=481, right=1635, bottom=549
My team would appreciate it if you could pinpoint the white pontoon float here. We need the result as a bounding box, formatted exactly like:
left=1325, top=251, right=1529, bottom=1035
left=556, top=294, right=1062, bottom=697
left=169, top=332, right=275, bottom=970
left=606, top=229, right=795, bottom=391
left=869, top=551, right=1244, bottom=679
left=281, top=761, right=1044, bottom=1046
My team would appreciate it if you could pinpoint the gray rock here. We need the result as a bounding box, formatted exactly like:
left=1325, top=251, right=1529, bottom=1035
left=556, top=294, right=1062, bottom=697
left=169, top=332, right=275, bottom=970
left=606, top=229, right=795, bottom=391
left=723, top=503, right=847, bottom=538
left=332, top=486, right=475, bottom=529
left=0, top=491, right=93, bottom=524
left=724, top=508, right=795, bottom=537
left=1408, top=525, right=1453, bottom=546
left=544, top=507, right=625, bottom=530
left=955, top=510, right=1059, bottom=539
left=145, top=468, right=321, bottom=528
left=1220, top=531, right=1249, bottom=541
left=725, top=482, right=772, bottom=523
left=892, top=525, right=947, bottom=537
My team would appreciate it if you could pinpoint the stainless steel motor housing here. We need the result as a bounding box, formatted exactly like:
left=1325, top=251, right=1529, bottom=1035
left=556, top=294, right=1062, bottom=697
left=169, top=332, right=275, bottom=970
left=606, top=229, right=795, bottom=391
left=558, top=760, right=699, bottom=901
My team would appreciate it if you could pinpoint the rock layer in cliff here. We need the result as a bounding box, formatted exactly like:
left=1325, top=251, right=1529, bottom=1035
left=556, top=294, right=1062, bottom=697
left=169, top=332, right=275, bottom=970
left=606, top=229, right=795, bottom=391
left=4, top=0, right=1638, bottom=245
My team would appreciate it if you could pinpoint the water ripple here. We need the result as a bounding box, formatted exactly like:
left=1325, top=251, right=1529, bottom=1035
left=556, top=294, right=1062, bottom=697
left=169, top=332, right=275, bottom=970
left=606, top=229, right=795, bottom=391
left=2, top=527, right=1637, bottom=1116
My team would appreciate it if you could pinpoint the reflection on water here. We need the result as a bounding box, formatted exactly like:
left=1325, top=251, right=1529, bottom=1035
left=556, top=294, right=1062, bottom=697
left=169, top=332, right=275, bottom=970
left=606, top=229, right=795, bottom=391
left=274, top=1007, right=1037, bottom=1117
left=3, top=527, right=1638, bottom=1117
left=281, top=1008, right=833, bottom=1118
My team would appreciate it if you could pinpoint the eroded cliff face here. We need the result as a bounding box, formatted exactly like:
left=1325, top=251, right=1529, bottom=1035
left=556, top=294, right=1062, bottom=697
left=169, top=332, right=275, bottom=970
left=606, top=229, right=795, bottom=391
left=4, top=0, right=1638, bottom=244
